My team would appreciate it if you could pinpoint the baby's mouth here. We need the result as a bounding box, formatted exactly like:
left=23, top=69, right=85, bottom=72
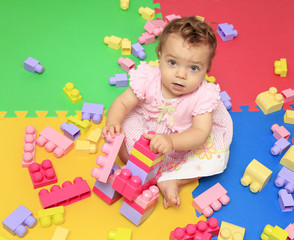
left=173, top=83, right=184, bottom=87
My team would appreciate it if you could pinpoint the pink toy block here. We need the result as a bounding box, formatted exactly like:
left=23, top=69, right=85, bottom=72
left=38, top=177, right=91, bottom=209
left=22, top=126, right=37, bottom=167
left=282, top=88, right=294, bottom=103
left=28, top=159, right=57, bottom=189
left=271, top=124, right=290, bottom=140
left=275, top=167, right=294, bottom=193
left=91, top=133, right=124, bottom=183
left=138, top=32, right=155, bottom=45
left=278, top=189, right=294, bottom=212
left=165, top=14, right=181, bottom=23
left=123, top=197, right=157, bottom=215
left=108, top=168, right=121, bottom=185
left=118, top=57, right=135, bottom=73
left=192, top=183, right=230, bottom=217
left=36, top=126, right=74, bottom=158
left=285, top=223, right=294, bottom=240
left=144, top=19, right=166, bottom=36
left=134, top=185, right=159, bottom=209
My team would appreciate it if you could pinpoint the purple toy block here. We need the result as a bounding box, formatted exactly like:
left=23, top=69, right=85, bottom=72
left=275, top=167, right=294, bottom=193
left=3, top=205, right=37, bottom=237
left=217, top=23, right=238, bottom=41
left=131, top=43, right=146, bottom=60
left=278, top=189, right=294, bottom=212
left=271, top=138, right=291, bottom=155
left=24, top=57, right=44, bottom=73
left=82, top=102, right=104, bottom=124
left=219, top=91, right=232, bottom=110
left=109, top=73, right=128, bottom=87
left=60, top=122, right=81, bottom=141
left=93, top=180, right=120, bottom=199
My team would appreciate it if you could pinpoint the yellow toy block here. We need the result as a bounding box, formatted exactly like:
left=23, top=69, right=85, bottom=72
left=75, top=140, right=97, bottom=155
left=67, top=115, right=90, bottom=134
left=218, top=221, right=245, bottom=240
left=87, top=128, right=101, bottom=143
left=122, top=38, right=131, bottom=55
left=104, top=35, right=122, bottom=50
left=148, top=59, right=159, bottom=66
left=280, top=146, right=294, bottom=171
left=108, top=228, right=132, bottom=240
left=52, top=227, right=69, bottom=240
left=196, top=16, right=205, bottom=22
left=120, top=0, right=129, bottom=10
left=205, top=74, right=216, bottom=83
left=63, top=82, right=82, bottom=104
left=138, top=7, right=155, bottom=20
left=261, top=225, right=289, bottom=240
left=131, top=148, right=165, bottom=167
left=284, top=110, right=294, bottom=124
left=38, top=206, right=64, bottom=228
left=255, top=87, right=284, bottom=115
left=274, top=58, right=287, bottom=77
left=240, top=159, right=272, bottom=193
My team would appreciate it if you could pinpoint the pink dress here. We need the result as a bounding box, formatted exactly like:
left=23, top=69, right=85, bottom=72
left=122, top=62, right=233, bottom=182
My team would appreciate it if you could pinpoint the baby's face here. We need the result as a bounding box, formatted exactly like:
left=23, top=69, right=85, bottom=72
left=158, top=33, right=211, bottom=99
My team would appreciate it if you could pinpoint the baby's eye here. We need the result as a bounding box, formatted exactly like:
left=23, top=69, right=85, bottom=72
left=190, top=66, right=199, bottom=72
left=168, top=60, right=176, bottom=66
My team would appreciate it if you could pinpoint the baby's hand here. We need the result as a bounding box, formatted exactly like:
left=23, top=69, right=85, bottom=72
left=143, top=133, right=173, bottom=154
left=101, top=124, right=125, bottom=139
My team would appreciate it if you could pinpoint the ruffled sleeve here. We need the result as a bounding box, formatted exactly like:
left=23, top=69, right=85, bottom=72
left=192, top=81, right=221, bottom=116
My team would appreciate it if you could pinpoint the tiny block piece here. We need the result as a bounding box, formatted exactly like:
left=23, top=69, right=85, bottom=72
left=271, top=124, right=290, bottom=140
left=275, top=167, right=294, bottom=193
left=255, top=87, right=284, bottom=115
left=108, top=228, right=132, bottom=240
left=122, top=38, right=131, bottom=55
left=261, top=224, right=289, bottom=240
left=205, top=73, right=216, bottom=83
left=284, top=110, right=294, bottom=124
left=138, top=32, right=155, bottom=45
left=282, top=88, right=294, bottom=103
left=63, top=82, right=82, bottom=104
left=144, top=19, right=166, bottom=36
left=271, top=138, right=290, bottom=156
left=75, top=140, right=97, bottom=155
left=192, top=183, right=230, bottom=217
left=220, top=91, right=232, bottom=110
left=274, top=58, right=287, bottom=77
left=217, top=23, right=238, bottom=41
left=138, top=7, right=155, bottom=20
left=38, top=206, right=64, bottom=228
left=148, top=59, right=159, bottom=66
left=67, top=115, right=90, bottom=135
left=22, top=126, right=37, bottom=167
left=131, top=43, right=146, bottom=59
left=285, top=223, right=294, bottom=240
left=60, top=122, right=81, bottom=141
left=24, top=57, right=44, bottom=73
left=118, top=57, right=135, bottom=73
left=2, top=205, right=37, bottom=238
left=241, top=159, right=272, bottom=193
left=104, top=35, right=122, bottom=50
left=82, top=102, right=104, bottom=124
left=87, top=128, right=102, bottom=143
left=120, top=0, right=129, bottom=10
left=165, top=14, right=181, bottom=23
left=278, top=189, right=294, bottom=212
left=280, top=146, right=294, bottom=171
left=52, top=227, right=69, bottom=240
left=196, top=15, right=205, bottom=22
left=218, top=221, right=245, bottom=240
left=109, top=73, right=128, bottom=87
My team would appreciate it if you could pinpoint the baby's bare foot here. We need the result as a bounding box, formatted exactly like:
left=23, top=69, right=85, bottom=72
left=157, top=180, right=182, bottom=209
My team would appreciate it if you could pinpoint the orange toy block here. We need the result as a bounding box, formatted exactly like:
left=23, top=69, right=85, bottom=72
left=22, top=126, right=36, bottom=167
left=274, top=58, right=287, bottom=77
left=280, top=146, right=294, bottom=172
left=218, top=221, right=245, bottom=240
left=261, top=224, right=289, bottom=240
left=87, top=128, right=101, bottom=143
left=255, top=87, right=284, bottom=115
left=192, top=183, right=230, bottom=217
left=63, top=82, right=82, bottom=104
left=104, top=35, right=122, bottom=50
left=284, top=110, right=294, bottom=124
left=121, top=38, right=131, bottom=55
left=138, top=7, right=155, bottom=20
left=75, top=140, right=97, bottom=155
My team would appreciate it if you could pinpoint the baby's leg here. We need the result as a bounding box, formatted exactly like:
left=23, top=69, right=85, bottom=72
left=118, top=142, right=129, bottom=165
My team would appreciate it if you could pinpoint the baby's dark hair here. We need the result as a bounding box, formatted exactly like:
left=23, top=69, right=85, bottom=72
left=156, top=17, right=217, bottom=71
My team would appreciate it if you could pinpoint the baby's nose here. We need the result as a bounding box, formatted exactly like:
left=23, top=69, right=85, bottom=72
left=176, top=68, right=187, bottom=79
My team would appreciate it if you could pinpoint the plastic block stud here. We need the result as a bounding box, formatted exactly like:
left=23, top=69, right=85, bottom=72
left=138, top=32, right=155, bottom=45
left=134, top=185, right=159, bottom=209
left=261, top=224, right=289, bottom=240
left=282, top=88, right=294, bottom=103
left=274, top=58, right=287, bottom=77
left=120, top=0, right=129, bottom=10
left=118, top=57, right=135, bottom=73
left=22, top=126, right=37, bottom=167
left=131, top=43, right=146, bottom=59
left=38, top=206, right=64, bottom=228
left=218, top=221, right=245, bottom=240
left=24, top=57, right=44, bottom=73
left=87, top=128, right=102, bottom=143
left=220, top=91, right=232, bottom=110
left=241, top=159, right=272, bottom=193
left=144, top=19, right=166, bottom=36
left=138, top=7, right=155, bottom=20
left=271, top=138, right=290, bottom=155
left=109, top=73, right=128, bottom=87
left=104, top=35, right=122, bottom=50
left=271, top=124, right=290, bottom=140
left=75, top=140, right=97, bottom=155
left=285, top=223, right=294, bottom=240
left=52, top=227, right=69, bottom=240
left=108, top=228, right=132, bottom=240
left=121, top=38, right=131, bottom=55
left=192, top=183, right=230, bottom=217
left=217, top=23, right=238, bottom=41
left=67, top=115, right=90, bottom=135
left=60, top=122, right=81, bottom=141
left=255, top=87, right=284, bottom=115
left=284, top=110, right=294, bottom=124
left=91, top=133, right=124, bottom=183
left=2, top=205, right=37, bottom=238
left=82, top=102, right=104, bottom=124
left=63, top=82, right=82, bottom=104
left=280, top=146, right=294, bottom=171
left=275, top=167, right=294, bottom=193
left=278, top=189, right=294, bottom=212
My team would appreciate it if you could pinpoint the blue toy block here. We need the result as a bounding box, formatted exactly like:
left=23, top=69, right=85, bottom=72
left=24, top=57, right=44, bottom=73
left=220, top=91, right=232, bottom=110
left=82, top=102, right=104, bottom=124
left=131, top=43, right=146, bottom=59
left=60, top=122, right=81, bottom=141
left=271, top=138, right=290, bottom=155
left=217, top=23, right=238, bottom=41
left=109, top=73, right=128, bottom=87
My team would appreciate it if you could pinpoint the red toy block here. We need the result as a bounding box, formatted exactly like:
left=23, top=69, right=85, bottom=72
left=22, top=126, right=36, bottom=167
left=92, top=186, right=122, bottom=205
left=28, top=159, right=57, bottom=189
left=282, top=88, right=294, bottom=103
left=122, top=175, right=142, bottom=201
left=91, top=133, right=124, bottom=183
left=117, top=57, right=135, bottom=73
left=138, top=32, right=155, bottom=45
left=112, top=168, right=132, bottom=194
left=134, top=185, right=159, bottom=209
left=144, top=19, right=166, bottom=36
left=36, top=126, right=74, bottom=158
left=38, top=177, right=91, bottom=209
left=271, top=124, right=290, bottom=140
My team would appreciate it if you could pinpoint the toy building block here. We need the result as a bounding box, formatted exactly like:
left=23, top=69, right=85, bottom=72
left=91, top=133, right=124, bottom=183
left=282, top=88, right=294, bottom=103
left=131, top=43, right=146, bottom=59
left=285, top=223, right=294, bottom=240
left=217, top=23, right=238, bottom=41
left=278, top=189, right=294, bottom=212
left=148, top=59, right=159, bottom=67
left=275, top=167, right=294, bottom=193
left=120, top=0, right=129, bottom=10
left=220, top=91, right=232, bottom=110
left=134, top=185, right=159, bottom=209
left=82, top=102, right=104, bottom=124
left=109, top=73, right=128, bottom=87
left=118, top=57, right=135, bottom=73
left=144, top=19, right=166, bottom=36
left=108, top=228, right=132, bottom=240
left=67, top=115, right=90, bottom=134
left=60, top=122, right=80, bottom=141
left=274, top=58, right=287, bottom=77
left=271, top=138, right=290, bottom=156
left=205, top=74, right=216, bottom=83
left=63, top=82, right=82, bottom=104
left=192, top=183, right=230, bottom=217
left=22, top=126, right=36, bottom=167
left=121, top=38, right=131, bottom=55
left=280, top=146, right=294, bottom=171
left=28, top=159, right=57, bottom=189
left=138, top=7, right=155, bottom=20
left=196, top=16, right=205, bottom=22
left=284, top=110, right=294, bottom=124
left=240, top=159, right=272, bottom=193
left=24, top=57, right=44, bottom=73
left=218, top=221, right=245, bottom=240
left=75, top=140, right=97, bottom=155
left=271, top=124, right=290, bottom=140
left=138, top=32, right=155, bottom=45
left=93, top=179, right=122, bottom=205
left=87, top=128, right=101, bottom=143
left=165, top=14, right=181, bottom=23
left=52, top=227, right=69, bottom=240
left=261, top=225, right=289, bottom=240
left=2, top=205, right=37, bottom=238
left=38, top=206, right=64, bottom=227
left=36, top=126, right=74, bottom=158
left=255, top=87, right=284, bottom=115
left=38, top=177, right=91, bottom=209
left=104, top=35, right=122, bottom=50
